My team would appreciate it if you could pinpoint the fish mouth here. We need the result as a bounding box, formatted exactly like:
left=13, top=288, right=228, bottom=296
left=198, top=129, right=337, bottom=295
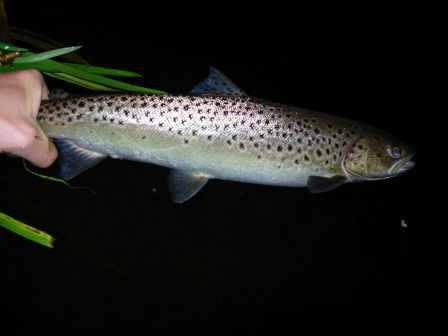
left=389, top=158, right=416, bottom=176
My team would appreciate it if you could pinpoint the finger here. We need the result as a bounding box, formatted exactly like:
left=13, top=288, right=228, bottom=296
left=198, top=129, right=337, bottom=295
left=10, top=124, right=58, bottom=168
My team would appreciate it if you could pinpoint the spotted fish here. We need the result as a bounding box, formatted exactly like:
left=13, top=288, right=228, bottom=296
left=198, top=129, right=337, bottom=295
left=37, top=67, right=415, bottom=203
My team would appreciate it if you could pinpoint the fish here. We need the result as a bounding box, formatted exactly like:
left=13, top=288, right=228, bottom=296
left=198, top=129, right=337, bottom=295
left=37, top=67, right=415, bottom=203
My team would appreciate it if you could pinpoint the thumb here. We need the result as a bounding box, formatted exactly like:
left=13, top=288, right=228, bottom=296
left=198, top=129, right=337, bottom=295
left=10, top=122, right=58, bottom=168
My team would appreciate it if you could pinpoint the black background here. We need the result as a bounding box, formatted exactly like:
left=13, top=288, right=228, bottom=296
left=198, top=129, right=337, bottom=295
left=0, top=1, right=442, bottom=334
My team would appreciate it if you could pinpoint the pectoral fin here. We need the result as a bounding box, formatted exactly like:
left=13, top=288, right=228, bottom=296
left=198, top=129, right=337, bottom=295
left=168, top=170, right=210, bottom=203
left=307, top=175, right=348, bottom=194
left=54, top=139, right=106, bottom=180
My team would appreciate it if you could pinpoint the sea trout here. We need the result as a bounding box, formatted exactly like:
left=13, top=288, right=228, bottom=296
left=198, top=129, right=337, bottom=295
left=37, top=67, right=415, bottom=202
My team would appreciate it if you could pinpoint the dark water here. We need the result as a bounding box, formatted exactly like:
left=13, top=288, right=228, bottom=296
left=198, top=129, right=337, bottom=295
left=1, top=1, right=441, bottom=334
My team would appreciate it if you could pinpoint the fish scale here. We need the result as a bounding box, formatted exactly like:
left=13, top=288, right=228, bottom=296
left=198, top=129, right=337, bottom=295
left=36, top=68, right=415, bottom=202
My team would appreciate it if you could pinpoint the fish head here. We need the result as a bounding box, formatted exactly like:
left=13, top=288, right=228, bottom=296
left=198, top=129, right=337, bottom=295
left=343, top=129, right=415, bottom=181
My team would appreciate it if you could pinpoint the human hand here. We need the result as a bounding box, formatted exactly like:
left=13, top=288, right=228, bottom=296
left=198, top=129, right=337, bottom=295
left=0, top=70, right=57, bottom=168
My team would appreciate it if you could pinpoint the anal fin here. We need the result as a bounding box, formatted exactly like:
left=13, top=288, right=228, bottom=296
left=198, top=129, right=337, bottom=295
left=168, top=170, right=210, bottom=203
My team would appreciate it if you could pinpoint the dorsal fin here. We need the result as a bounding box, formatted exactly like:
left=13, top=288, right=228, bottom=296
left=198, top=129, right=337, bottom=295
left=49, top=89, right=70, bottom=99
left=191, top=67, right=247, bottom=96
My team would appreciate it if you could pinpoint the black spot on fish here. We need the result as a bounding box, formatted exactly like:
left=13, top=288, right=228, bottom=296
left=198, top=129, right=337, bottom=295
left=304, top=155, right=310, bottom=161
left=316, top=149, right=322, bottom=157
left=159, top=123, right=164, bottom=127
left=184, top=139, right=189, bottom=144
left=102, top=116, right=107, bottom=121
left=94, top=118, right=99, bottom=122
left=314, top=128, right=320, bottom=134
left=207, top=135, right=212, bottom=141
left=98, top=106, right=104, bottom=112
left=277, top=145, right=283, bottom=152
left=294, top=159, right=300, bottom=164
left=142, top=136, right=146, bottom=139
left=239, top=143, right=245, bottom=149
left=141, top=102, right=148, bottom=108
left=358, top=145, right=364, bottom=150
left=121, top=96, right=128, bottom=102
left=227, top=140, right=232, bottom=145
left=326, top=149, right=330, bottom=155
left=287, top=144, right=293, bottom=151
left=89, top=106, right=94, bottom=112
left=107, top=102, right=113, bottom=107
left=254, top=143, right=259, bottom=148
left=119, top=120, right=123, bottom=125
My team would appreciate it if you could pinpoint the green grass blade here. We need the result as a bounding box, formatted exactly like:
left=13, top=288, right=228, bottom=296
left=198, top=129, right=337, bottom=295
left=0, top=41, right=28, bottom=52
left=14, top=46, right=82, bottom=64
left=63, top=63, right=142, bottom=77
left=44, top=72, right=116, bottom=91
left=0, top=211, right=55, bottom=248
left=23, top=160, right=96, bottom=194
left=39, top=59, right=166, bottom=94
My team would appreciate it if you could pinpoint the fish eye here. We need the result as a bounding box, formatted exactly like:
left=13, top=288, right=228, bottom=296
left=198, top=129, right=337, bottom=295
left=388, top=146, right=402, bottom=159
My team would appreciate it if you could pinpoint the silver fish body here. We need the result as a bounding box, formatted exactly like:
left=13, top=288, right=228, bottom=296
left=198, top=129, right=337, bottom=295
left=37, top=68, right=415, bottom=202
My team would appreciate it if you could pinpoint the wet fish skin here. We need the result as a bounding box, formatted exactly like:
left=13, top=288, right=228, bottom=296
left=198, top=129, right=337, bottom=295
left=36, top=69, right=415, bottom=202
